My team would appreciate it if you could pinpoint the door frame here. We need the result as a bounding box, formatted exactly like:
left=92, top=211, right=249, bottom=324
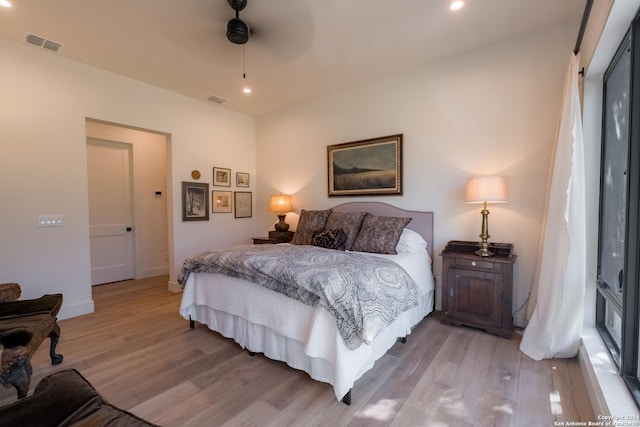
left=85, top=118, right=173, bottom=287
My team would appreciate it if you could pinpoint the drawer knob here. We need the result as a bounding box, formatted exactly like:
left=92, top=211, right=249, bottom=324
left=471, top=261, right=477, bottom=266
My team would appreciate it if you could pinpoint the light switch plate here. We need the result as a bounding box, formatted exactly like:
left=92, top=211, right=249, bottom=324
left=37, top=215, right=64, bottom=227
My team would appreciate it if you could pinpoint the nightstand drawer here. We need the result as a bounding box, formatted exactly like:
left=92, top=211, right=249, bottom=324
left=454, top=257, right=499, bottom=271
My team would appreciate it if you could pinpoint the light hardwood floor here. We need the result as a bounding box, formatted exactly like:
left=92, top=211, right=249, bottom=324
left=0, top=276, right=595, bottom=426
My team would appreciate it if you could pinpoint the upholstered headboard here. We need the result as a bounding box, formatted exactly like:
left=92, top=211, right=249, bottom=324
left=331, top=202, right=434, bottom=261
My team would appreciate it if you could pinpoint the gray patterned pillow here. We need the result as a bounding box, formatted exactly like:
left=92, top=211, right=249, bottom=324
left=291, top=209, right=332, bottom=245
left=311, top=229, right=347, bottom=250
left=350, top=213, right=412, bottom=254
left=325, top=211, right=366, bottom=250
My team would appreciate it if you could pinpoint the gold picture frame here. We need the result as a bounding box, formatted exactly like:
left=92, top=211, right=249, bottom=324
left=327, top=134, right=402, bottom=196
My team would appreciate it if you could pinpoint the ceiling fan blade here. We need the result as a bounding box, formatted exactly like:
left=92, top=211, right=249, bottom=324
left=242, top=0, right=315, bottom=63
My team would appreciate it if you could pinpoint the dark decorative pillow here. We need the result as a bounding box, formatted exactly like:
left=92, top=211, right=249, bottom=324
left=325, top=211, right=366, bottom=251
left=311, top=229, right=347, bottom=250
left=291, top=209, right=332, bottom=245
left=350, top=213, right=412, bottom=254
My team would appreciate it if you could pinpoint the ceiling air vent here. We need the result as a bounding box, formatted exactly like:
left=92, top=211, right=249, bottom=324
left=208, top=95, right=227, bottom=104
left=25, top=33, right=63, bottom=52
left=25, top=33, right=45, bottom=47
left=42, top=40, right=62, bottom=52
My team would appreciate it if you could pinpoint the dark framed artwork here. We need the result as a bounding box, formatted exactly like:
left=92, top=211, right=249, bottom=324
left=182, top=182, right=209, bottom=221
left=327, top=134, right=402, bottom=196
left=234, top=191, right=252, bottom=218
left=212, top=190, right=233, bottom=213
left=213, top=167, right=231, bottom=187
left=236, top=172, right=250, bottom=187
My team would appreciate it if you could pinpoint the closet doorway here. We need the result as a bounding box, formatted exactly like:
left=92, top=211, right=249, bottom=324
left=86, top=119, right=170, bottom=285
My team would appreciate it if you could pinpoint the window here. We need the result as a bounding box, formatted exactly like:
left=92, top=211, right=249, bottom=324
left=597, top=30, right=629, bottom=366
left=596, top=11, right=640, bottom=407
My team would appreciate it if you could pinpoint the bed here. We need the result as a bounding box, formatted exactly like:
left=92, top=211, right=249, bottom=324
left=178, top=202, right=434, bottom=404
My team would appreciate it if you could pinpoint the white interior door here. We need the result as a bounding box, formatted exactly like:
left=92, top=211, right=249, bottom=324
left=87, top=139, right=135, bottom=285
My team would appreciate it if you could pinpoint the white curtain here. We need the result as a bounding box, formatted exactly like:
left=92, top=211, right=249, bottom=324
left=520, top=53, right=586, bottom=360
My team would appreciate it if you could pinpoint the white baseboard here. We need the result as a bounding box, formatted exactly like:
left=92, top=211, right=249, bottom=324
left=138, top=266, right=169, bottom=279
left=167, top=280, right=182, bottom=293
left=58, top=300, right=94, bottom=320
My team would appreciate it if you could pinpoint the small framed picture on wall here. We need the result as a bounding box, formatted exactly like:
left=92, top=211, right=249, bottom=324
left=181, top=182, right=209, bottom=221
left=236, top=172, right=250, bottom=187
left=213, top=167, right=231, bottom=187
left=212, top=190, right=232, bottom=213
left=234, top=191, right=252, bottom=218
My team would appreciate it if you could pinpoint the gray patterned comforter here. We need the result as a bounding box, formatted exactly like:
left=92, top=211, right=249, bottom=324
left=178, top=244, right=421, bottom=350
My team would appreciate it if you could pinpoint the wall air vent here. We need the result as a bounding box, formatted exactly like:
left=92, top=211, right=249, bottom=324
left=25, top=33, right=63, bottom=52
left=207, top=95, right=227, bottom=104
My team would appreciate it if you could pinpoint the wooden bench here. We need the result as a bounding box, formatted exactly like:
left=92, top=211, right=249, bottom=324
left=0, top=283, right=63, bottom=398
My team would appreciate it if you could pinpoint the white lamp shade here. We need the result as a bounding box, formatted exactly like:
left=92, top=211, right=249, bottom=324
left=269, top=194, right=293, bottom=213
left=466, top=176, right=507, bottom=204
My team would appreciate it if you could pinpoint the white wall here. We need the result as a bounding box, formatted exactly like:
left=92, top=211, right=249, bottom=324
left=255, top=23, right=577, bottom=325
left=0, top=38, right=256, bottom=318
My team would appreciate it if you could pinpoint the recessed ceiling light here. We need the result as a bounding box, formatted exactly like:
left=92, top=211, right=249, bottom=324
left=243, top=88, right=252, bottom=94
left=450, top=1, right=464, bottom=11
left=0, top=0, right=12, bottom=8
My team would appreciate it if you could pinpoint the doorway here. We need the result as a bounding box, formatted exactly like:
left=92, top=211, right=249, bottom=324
left=86, top=119, right=170, bottom=286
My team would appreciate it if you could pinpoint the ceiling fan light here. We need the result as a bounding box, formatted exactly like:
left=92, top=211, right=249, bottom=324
left=226, top=18, right=249, bottom=44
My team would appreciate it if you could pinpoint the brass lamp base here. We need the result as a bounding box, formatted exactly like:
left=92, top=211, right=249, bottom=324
left=475, top=241, right=494, bottom=257
left=475, top=203, right=494, bottom=257
left=274, top=214, right=289, bottom=232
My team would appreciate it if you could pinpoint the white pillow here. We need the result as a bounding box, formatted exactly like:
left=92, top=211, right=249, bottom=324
left=395, top=228, right=427, bottom=253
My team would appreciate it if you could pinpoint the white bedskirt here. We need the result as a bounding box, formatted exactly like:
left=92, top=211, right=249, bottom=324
left=179, top=272, right=434, bottom=400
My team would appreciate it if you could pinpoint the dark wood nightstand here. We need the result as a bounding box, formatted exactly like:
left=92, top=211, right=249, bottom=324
left=252, top=237, right=278, bottom=245
left=440, top=240, right=517, bottom=338
left=252, top=231, right=294, bottom=245
left=269, top=231, right=294, bottom=242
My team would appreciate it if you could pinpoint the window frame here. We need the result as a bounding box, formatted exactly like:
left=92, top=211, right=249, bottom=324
left=596, top=12, right=640, bottom=408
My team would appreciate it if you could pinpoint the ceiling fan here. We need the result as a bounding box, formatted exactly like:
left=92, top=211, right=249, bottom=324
left=220, top=0, right=314, bottom=65
left=226, top=0, right=250, bottom=45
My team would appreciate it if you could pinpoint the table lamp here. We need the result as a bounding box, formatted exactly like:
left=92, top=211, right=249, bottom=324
left=269, top=194, right=293, bottom=232
left=465, top=176, right=507, bottom=257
